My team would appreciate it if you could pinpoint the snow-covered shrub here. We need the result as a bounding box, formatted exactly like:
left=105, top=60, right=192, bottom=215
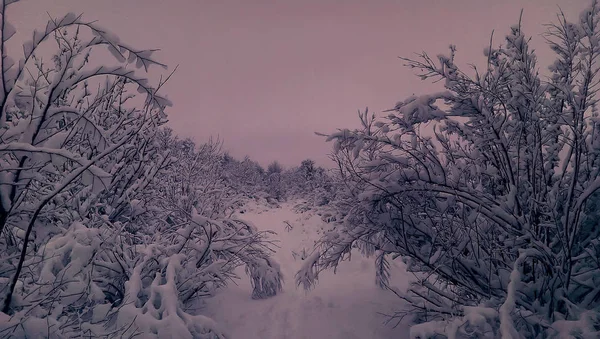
left=110, top=206, right=279, bottom=338
left=274, top=159, right=337, bottom=206
left=146, top=131, right=283, bottom=301
left=300, top=2, right=600, bottom=338
left=226, top=156, right=266, bottom=199
left=153, top=134, right=242, bottom=219
left=0, top=5, right=282, bottom=337
left=266, top=173, right=286, bottom=202
left=0, top=1, right=170, bottom=316
left=0, top=216, right=230, bottom=338
left=245, top=256, right=283, bottom=299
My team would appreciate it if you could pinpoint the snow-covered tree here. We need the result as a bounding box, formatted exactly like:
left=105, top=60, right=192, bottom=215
left=282, top=159, right=335, bottom=207
left=0, top=0, right=168, bottom=305
left=267, top=161, right=283, bottom=175
left=145, top=131, right=283, bottom=296
left=265, top=161, right=286, bottom=202
left=0, top=2, right=175, bottom=335
left=222, top=155, right=266, bottom=199
left=299, top=2, right=600, bottom=338
left=0, top=4, right=281, bottom=337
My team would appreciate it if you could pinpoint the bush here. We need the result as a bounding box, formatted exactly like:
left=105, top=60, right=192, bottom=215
left=299, top=2, right=600, bottom=338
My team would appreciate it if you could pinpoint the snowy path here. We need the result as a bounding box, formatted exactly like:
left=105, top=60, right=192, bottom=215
left=201, top=201, right=411, bottom=339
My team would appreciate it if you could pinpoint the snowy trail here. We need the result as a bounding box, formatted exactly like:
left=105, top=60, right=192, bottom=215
left=201, top=201, right=411, bottom=339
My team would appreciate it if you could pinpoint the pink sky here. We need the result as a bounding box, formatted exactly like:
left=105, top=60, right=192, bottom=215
left=14, top=0, right=586, bottom=167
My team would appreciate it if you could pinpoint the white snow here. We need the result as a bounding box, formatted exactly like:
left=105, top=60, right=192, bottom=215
left=200, top=200, right=411, bottom=339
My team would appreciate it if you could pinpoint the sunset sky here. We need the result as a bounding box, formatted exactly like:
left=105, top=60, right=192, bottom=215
left=14, top=0, right=586, bottom=167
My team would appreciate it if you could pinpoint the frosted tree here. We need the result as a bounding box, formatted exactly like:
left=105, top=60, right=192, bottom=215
left=267, top=161, right=283, bottom=175
left=0, top=2, right=284, bottom=337
left=282, top=159, right=335, bottom=207
left=149, top=132, right=283, bottom=301
left=0, top=3, right=235, bottom=337
left=266, top=161, right=286, bottom=201
left=299, top=2, right=600, bottom=338
left=0, top=0, right=169, bottom=309
left=233, top=156, right=267, bottom=197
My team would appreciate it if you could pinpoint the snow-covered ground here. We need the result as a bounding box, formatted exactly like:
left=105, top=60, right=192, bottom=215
left=201, top=200, right=411, bottom=339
